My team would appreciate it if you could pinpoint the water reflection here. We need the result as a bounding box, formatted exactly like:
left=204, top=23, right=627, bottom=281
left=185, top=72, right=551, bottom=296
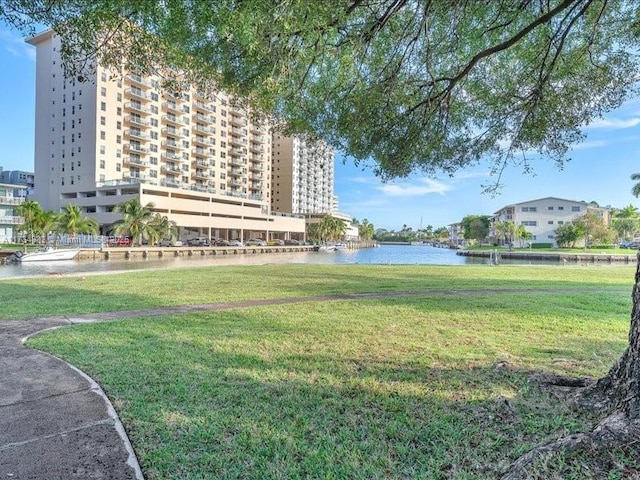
left=0, top=245, right=592, bottom=279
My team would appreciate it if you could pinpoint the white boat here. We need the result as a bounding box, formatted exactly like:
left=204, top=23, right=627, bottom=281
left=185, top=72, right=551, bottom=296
left=11, top=247, right=80, bottom=262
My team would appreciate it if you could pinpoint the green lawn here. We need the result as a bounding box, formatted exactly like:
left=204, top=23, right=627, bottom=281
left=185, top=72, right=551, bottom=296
left=10, top=264, right=639, bottom=478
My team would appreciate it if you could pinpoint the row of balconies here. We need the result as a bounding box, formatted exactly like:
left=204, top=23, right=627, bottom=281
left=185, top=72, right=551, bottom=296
left=0, top=197, right=24, bottom=206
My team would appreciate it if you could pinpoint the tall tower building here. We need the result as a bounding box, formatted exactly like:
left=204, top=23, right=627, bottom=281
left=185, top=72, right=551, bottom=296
left=271, top=134, right=335, bottom=215
left=27, top=30, right=304, bottom=241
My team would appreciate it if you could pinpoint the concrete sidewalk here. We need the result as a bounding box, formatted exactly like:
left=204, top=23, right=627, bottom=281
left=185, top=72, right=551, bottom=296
left=0, top=317, right=143, bottom=479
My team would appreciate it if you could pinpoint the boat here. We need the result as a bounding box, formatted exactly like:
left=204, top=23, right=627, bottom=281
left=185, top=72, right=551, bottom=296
left=9, top=247, right=81, bottom=263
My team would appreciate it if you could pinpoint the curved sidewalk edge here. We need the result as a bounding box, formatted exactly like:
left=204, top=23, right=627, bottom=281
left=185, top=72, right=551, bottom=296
left=0, top=318, right=143, bottom=480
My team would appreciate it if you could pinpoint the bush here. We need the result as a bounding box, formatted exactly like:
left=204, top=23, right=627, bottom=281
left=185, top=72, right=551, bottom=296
left=530, top=243, right=553, bottom=249
left=591, top=244, right=615, bottom=249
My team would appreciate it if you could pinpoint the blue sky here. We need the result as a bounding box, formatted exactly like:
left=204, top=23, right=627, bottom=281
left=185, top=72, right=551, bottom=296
left=1, top=26, right=638, bottom=231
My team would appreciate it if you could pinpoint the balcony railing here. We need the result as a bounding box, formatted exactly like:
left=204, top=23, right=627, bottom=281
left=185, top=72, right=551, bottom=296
left=124, top=88, right=150, bottom=101
left=124, top=116, right=150, bottom=127
left=125, top=73, right=153, bottom=88
left=0, top=197, right=24, bottom=205
left=124, top=129, right=150, bottom=140
left=123, top=144, right=149, bottom=154
left=123, top=157, right=150, bottom=167
left=0, top=215, right=23, bottom=224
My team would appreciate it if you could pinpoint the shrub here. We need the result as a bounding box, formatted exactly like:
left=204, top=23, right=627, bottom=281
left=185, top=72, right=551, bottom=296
left=531, top=243, right=553, bottom=249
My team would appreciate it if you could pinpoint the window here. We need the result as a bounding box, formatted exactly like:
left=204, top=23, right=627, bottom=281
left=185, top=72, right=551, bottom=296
left=117, top=93, right=122, bottom=102
left=521, top=206, right=537, bottom=212
left=117, top=107, right=122, bottom=116
left=116, top=121, right=121, bottom=130
left=100, top=72, right=107, bottom=82
left=571, top=206, right=580, bottom=212
left=548, top=206, right=554, bottom=210
left=548, top=235, right=555, bottom=239
left=100, top=145, right=106, bottom=154
left=558, top=221, right=564, bottom=225
left=62, top=108, right=66, bottom=117
left=116, top=135, right=121, bottom=144
left=100, top=102, right=106, bottom=111
left=151, top=118, right=158, bottom=127
left=99, top=174, right=105, bottom=182
left=558, top=206, right=564, bottom=211
left=150, top=131, right=158, bottom=140
left=521, top=220, right=537, bottom=227
left=150, top=170, right=157, bottom=178
left=100, top=116, right=106, bottom=126
left=548, top=220, right=554, bottom=225
left=100, top=131, right=106, bottom=140
left=100, top=160, right=105, bottom=169
left=151, top=93, right=158, bottom=101
left=116, top=163, right=121, bottom=172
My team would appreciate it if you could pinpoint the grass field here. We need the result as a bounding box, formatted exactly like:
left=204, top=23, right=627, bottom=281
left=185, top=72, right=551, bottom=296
left=8, top=264, right=639, bottom=478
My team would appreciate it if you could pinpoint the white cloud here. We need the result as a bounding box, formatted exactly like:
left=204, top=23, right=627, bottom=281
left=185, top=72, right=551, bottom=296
left=586, top=117, right=640, bottom=129
left=0, top=29, right=35, bottom=61
left=571, top=139, right=610, bottom=150
left=377, top=178, right=450, bottom=197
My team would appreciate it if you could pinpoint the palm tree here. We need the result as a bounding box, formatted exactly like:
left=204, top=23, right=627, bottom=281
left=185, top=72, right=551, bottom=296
left=57, top=204, right=99, bottom=237
left=358, top=218, right=374, bottom=241
left=319, top=215, right=346, bottom=242
left=147, top=214, right=177, bottom=246
left=16, top=200, right=44, bottom=243
left=110, top=198, right=155, bottom=246
left=632, top=173, right=640, bottom=197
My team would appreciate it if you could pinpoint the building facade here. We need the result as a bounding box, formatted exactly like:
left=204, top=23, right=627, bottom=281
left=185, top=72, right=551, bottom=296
left=271, top=134, right=335, bottom=215
left=28, top=29, right=305, bottom=242
left=492, top=196, right=611, bottom=246
left=0, top=183, right=25, bottom=243
left=0, top=168, right=34, bottom=198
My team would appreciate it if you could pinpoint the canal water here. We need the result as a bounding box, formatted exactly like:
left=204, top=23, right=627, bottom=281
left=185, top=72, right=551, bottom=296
left=0, top=244, right=582, bottom=279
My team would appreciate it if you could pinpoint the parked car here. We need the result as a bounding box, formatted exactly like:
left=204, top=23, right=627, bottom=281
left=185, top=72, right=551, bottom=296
left=107, top=236, right=131, bottom=247
left=159, top=239, right=183, bottom=247
left=245, top=238, right=266, bottom=246
left=284, top=239, right=300, bottom=245
left=268, top=239, right=285, bottom=246
left=213, top=238, right=229, bottom=246
left=621, top=241, right=640, bottom=249
left=228, top=239, right=243, bottom=247
left=187, top=237, right=210, bottom=247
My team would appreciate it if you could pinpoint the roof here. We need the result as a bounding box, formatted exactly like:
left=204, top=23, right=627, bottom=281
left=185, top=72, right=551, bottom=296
left=493, top=196, right=604, bottom=215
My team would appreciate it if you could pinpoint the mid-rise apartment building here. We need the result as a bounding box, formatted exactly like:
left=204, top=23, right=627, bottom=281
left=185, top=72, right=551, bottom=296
left=0, top=183, right=25, bottom=243
left=28, top=29, right=304, bottom=242
left=492, top=196, right=611, bottom=246
left=271, top=134, right=334, bottom=215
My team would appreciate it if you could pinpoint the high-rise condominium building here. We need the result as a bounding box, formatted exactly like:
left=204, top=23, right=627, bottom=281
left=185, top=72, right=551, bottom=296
left=27, top=30, right=304, bottom=242
left=271, top=134, right=335, bottom=215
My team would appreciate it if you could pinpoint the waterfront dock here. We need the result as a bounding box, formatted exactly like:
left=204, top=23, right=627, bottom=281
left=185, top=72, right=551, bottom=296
left=457, top=250, right=638, bottom=264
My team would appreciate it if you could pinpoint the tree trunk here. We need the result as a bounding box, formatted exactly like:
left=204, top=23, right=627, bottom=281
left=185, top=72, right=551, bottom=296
left=580, top=251, right=640, bottom=418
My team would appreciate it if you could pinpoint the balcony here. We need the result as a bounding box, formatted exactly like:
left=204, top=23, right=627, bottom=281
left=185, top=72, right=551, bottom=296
left=124, top=87, right=151, bottom=102
left=125, top=73, right=152, bottom=88
left=250, top=124, right=266, bottom=134
left=161, top=152, right=183, bottom=162
left=229, top=105, right=245, bottom=116
left=229, top=137, right=247, bottom=148
left=192, top=113, right=214, bottom=123
left=229, top=147, right=246, bottom=157
left=228, top=167, right=243, bottom=177
left=191, top=147, right=211, bottom=157
left=124, top=129, right=150, bottom=140
left=228, top=157, right=246, bottom=167
left=249, top=183, right=262, bottom=191
left=162, top=101, right=183, bottom=114
left=249, top=143, right=264, bottom=154
left=124, top=116, right=150, bottom=127
left=192, top=159, right=209, bottom=168
left=161, top=114, right=187, bottom=127
left=191, top=170, right=210, bottom=180
left=0, top=197, right=23, bottom=206
left=191, top=184, right=216, bottom=194
left=161, top=165, right=182, bottom=175
left=162, top=139, right=184, bottom=149
left=194, top=101, right=214, bottom=113
left=193, top=136, right=211, bottom=147
left=123, top=157, right=149, bottom=168
left=228, top=178, right=242, bottom=187
left=251, top=134, right=266, bottom=144
left=249, top=163, right=264, bottom=172
left=123, top=144, right=149, bottom=154
left=0, top=215, right=23, bottom=224
left=124, top=102, right=151, bottom=115
left=228, top=115, right=247, bottom=127
left=251, top=173, right=263, bottom=181
left=161, top=126, right=185, bottom=138
left=229, top=126, right=246, bottom=137
left=192, top=124, right=214, bottom=135
left=161, top=178, right=181, bottom=188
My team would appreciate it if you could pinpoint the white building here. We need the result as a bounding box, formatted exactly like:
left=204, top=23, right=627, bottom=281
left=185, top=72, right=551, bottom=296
left=492, top=196, right=611, bottom=246
left=271, top=134, right=335, bottom=215
left=0, top=183, right=25, bottom=243
left=27, top=29, right=305, bottom=242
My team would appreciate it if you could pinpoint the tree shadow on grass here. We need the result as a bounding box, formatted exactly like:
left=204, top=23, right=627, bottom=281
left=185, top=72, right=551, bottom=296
left=26, top=299, right=631, bottom=479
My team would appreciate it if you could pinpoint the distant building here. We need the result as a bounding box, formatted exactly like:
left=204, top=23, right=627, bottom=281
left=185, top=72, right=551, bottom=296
left=271, top=134, right=335, bottom=215
left=0, top=169, right=34, bottom=198
left=0, top=182, right=26, bottom=243
left=448, top=222, right=463, bottom=245
left=492, top=196, right=611, bottom=247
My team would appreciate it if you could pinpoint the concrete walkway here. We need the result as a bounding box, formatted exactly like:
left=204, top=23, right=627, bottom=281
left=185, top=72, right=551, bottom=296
left=0, top=287, right=620, bottom=478
left=0, top=316, right=143, bottom=479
